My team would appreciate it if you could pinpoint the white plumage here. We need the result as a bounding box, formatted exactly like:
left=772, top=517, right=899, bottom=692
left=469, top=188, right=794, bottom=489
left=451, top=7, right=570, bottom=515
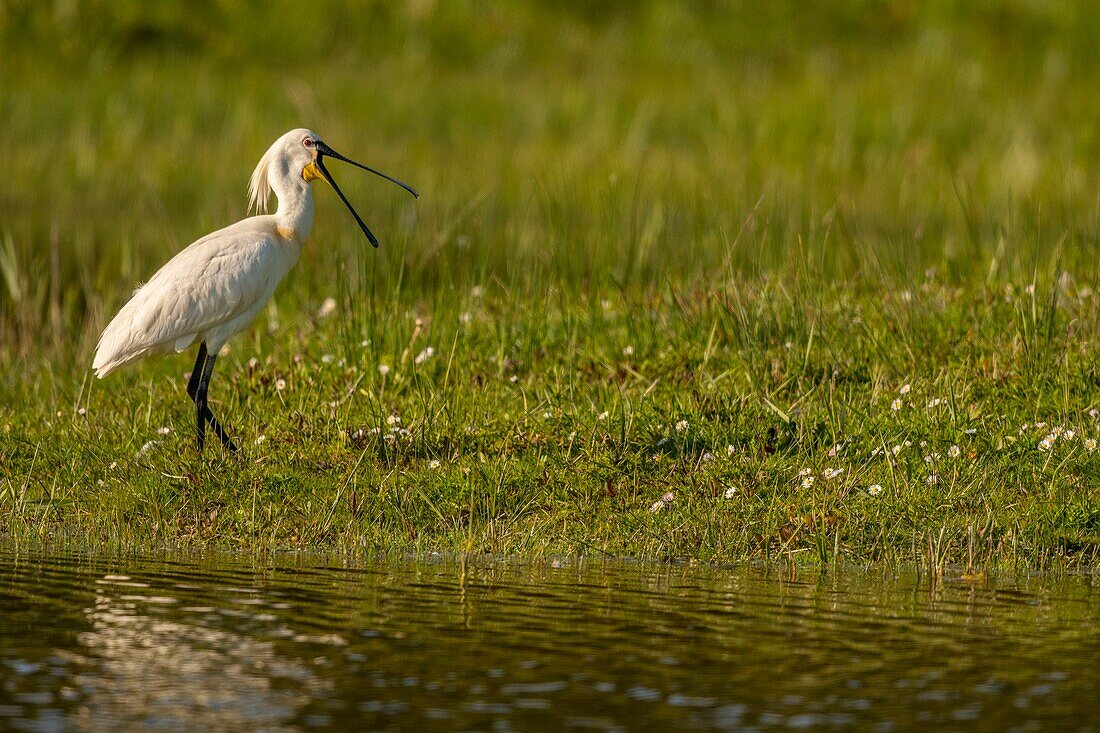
left=93, top=128, right=417, bottom=451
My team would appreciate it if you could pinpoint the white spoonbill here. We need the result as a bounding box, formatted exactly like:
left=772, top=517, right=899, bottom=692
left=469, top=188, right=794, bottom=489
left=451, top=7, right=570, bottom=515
left=92, top=128, right=418, bottom=452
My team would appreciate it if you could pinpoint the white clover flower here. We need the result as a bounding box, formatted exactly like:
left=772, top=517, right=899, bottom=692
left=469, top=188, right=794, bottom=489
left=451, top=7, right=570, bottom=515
left=823, top=468, right=844, bottom=480
left=674, top=420, right=689, bottom=432
left=899, top=384, right=911, bottom=395
left=1086, top=438, right=1098, bottom=451
left=891, top=399, right=903, bottom=411
left=868, top=484, right=883, bottom=496
left=724, top=487, right=738, bottom=499
left=428, top=459, right=441, bottom=470
left=77, top=407, right=86, bottom=416
left=801, top=476, right=815, bottom=488
left=378, top=364, right=390, bottom=376
left=275, top=378, right=287, bottom=391
left=948, top=445, right=961, bottom=458
left=414, top=347, right=435, bottom=365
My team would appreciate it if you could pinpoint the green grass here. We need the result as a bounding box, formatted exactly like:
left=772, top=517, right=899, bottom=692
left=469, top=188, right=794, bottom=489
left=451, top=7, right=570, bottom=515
left=3, top=1, right=1100, bottom=569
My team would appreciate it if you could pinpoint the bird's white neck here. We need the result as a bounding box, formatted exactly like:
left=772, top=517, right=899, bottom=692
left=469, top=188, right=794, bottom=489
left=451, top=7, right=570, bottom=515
left=272, top=173, right=315, bottom=241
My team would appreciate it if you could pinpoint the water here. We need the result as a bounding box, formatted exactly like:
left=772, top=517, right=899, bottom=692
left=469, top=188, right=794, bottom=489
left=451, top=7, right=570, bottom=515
left=1, top=550, right=1098, bottom=732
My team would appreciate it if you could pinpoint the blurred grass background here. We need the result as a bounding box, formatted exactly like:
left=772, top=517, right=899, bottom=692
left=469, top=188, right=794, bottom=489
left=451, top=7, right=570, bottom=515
left=3, top=0, right=1100, bottom=360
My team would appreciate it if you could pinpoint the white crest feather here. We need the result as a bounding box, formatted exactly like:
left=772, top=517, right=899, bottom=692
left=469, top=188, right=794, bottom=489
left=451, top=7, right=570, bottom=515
left=247, top=144, right=276, bottom=213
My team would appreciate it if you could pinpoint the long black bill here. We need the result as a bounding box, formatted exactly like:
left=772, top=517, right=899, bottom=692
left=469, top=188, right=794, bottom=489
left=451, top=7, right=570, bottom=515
left=314, top=141, right=419, bottom=248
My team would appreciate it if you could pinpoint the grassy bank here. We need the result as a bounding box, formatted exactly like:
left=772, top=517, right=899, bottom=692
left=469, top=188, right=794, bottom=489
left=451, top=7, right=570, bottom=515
left=3, top=1, right=1100, bottom=568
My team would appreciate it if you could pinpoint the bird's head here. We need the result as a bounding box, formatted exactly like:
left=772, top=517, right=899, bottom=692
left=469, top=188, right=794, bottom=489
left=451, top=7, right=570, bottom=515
left=248, top=128, right=418, bottom=247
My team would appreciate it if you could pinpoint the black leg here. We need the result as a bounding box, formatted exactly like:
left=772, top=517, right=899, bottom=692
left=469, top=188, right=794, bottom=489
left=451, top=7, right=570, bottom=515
left=187, top=342, right=238, bottom=453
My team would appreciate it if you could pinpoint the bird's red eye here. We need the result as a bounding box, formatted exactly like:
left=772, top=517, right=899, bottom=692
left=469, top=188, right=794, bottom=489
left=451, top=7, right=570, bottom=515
left=304, top=138, right=313, bottom=148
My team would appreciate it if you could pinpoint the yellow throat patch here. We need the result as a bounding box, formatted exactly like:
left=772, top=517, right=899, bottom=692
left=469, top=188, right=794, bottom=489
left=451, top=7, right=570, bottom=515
left=302, top=161, right=324, bottom=182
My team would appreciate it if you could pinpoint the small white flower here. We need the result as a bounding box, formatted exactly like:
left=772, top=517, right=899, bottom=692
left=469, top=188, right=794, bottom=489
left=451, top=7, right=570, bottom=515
left=868, top=484, right=883, bottom=496
left=1090, top=409, right=1099, bottom=419
left=378, top=364, right=390, bottom=376
left=674, top=420, right=689, bottom=432
left=317, top=297, right=337, bottom=317
left=1038, top=435, right=1055, bottom=451
left=471, top=286, right=484, bottom=298
left=248, top=357, right=259, bottom=369
left=948, top=445, right=961, bottom=458
left=899, top=384, right=911, bottom=395
left=662, top=491, right=675, bottom=503
left=964, top=428, right=977, bottom=435
left=823, top=468, right=844, bottom=480
left=428, top=459, right=441, bottom=470
left=543, top=411, right=553, bottom=418
left=891, top=398, right=903, bottom=411
left=1086, top=438, right=1098, bottom=451
left=1035, top=422, right=1047, bottom=429
left=726, top=444, right=736, bottom=457
left=724, top=487, right=738, bottom=499
left=1052, top=425, right=1066, bottom=436
left=1025, top=283, right=1036, bottom=295
left=926, top=398, right=942, bottom=409
left=77, top=407, right=86, bottom=416
left=891, top=444, right=903, bottom=456
left=701, top=452, right=715, bottom=463
left=459, top=312, right=472, bottom=324
left=598, top=411, right=609, bottom=421
left=649, top=500, right=666, bottom=513
left=801, top=476, right=815, bottom=488
left=386, top=415, right=401, bottom=426
left=321, top=354, right=334, bottom=364
left=622, top=345, right=634, bottom=357
left=156, top=426, right=172, bottom=436
left=1064, top=430, right=1077, bottom=441
left=509, top=375, right=518, bottom=383
left=799, top=468, right=813, bottom=477
left=926, top=474, right=939, bottom=485
left=137, top=440, right=159, bottom=456
left=255, top=435, right=266, bottom=445
left=414, top=347, right=435, bottom=365
left=904, top=440, right=912, bottom=447
left=275, top=378, right=287, bottom=391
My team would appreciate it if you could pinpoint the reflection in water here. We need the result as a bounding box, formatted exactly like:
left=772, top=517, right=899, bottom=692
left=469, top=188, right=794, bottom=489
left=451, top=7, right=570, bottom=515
left=0, top=550, right=1098, bottom=731
left=73, top=574, right=329, bottom=731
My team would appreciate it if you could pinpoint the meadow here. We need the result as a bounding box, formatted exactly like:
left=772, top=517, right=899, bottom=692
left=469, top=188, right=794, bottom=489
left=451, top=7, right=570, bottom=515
left=3, top=1, right=1100, bottom=569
